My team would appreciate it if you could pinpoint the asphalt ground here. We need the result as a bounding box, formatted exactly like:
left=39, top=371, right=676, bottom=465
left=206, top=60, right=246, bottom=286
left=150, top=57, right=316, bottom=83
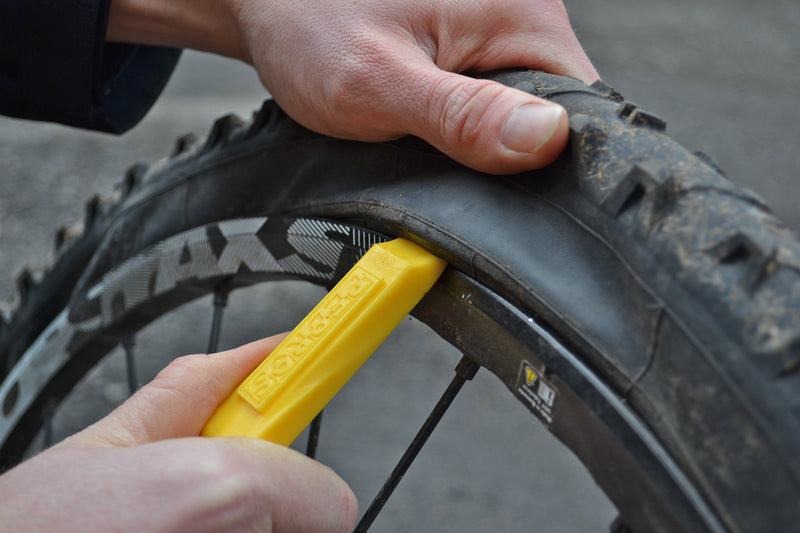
left=0, top=1, right=797, bottom=531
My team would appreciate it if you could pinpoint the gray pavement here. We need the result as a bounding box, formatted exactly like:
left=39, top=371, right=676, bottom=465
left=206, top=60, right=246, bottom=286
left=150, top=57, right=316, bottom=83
left=1, top=1, right=798, bottom=530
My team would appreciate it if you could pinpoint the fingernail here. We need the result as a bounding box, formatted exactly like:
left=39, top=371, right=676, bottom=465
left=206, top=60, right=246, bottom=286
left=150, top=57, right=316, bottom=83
left=501, top=103, right=564, bottom=154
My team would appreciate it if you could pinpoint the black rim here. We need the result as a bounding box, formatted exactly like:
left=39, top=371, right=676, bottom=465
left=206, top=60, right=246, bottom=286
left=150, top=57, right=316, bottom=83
left=0, top=216, right=724, bottom=532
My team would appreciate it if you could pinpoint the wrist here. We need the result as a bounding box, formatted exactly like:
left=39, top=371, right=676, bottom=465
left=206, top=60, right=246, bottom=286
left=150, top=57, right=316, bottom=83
left=106, top=0, right=247, bottom=62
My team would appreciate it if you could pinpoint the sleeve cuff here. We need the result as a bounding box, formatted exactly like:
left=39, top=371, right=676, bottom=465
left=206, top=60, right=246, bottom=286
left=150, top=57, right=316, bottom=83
left=0, top=0, right=180, bottom=133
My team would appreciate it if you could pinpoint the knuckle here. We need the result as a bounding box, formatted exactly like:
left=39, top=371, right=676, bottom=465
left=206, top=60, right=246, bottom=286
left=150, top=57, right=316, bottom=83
left=180, top=443, right=271, bottom=524
left=150, top=353, right=210, bottom=391
left=435, top=79, right=505, bottom=151
left=159, top=353, right=202, bottom=378
left=322, top=36, right=400, bottom=135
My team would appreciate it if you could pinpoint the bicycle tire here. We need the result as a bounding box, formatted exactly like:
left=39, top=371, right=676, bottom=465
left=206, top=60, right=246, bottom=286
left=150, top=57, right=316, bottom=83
left=1, top=70, right=798, bottom=532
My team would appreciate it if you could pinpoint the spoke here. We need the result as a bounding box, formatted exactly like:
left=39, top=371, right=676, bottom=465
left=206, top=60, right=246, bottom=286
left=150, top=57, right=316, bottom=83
left=122, top=334, right=138, bottom=395
left=306, top=411, right=324, bottom=459
left=42, top=400, right=55, bottom=450
left=207, top=285, right=230, bottom=354
left=354, top=356, right=479, bottom=533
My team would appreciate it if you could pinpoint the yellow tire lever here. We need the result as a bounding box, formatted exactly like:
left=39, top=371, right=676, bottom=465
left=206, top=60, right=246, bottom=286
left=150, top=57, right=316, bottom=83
left=201, top=238, right=447, bottom=446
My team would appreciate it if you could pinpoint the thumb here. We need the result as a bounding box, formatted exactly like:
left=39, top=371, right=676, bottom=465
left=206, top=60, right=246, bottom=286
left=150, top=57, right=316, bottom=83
left=59, top=334, right=286, bottom=447
left=402, top=68, right=569, bottom=174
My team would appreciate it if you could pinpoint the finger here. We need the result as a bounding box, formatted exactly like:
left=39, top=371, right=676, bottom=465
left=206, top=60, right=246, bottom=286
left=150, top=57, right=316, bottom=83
left=222, top=438, right=359, bottom=532
left=376, top=1, right=597, bottom=174
left=417, top=0, right=598, bottom=83
left=475, top=15, right=599, bottom=85
left=14, top=437, right=357, bottom=532
left=60, top=334, right=287, bottom=447
left=392, top=61, right=572, bottom=174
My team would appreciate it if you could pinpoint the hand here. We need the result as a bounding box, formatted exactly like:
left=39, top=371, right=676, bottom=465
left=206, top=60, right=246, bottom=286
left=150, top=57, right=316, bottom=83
left=0, top=336, right=357, bottom=532
left=107, top=0, right=598, bottom=174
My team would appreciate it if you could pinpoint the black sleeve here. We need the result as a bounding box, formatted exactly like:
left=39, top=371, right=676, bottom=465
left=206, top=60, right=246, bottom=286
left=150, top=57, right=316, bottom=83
left=0, top=0, right=181, bottom=133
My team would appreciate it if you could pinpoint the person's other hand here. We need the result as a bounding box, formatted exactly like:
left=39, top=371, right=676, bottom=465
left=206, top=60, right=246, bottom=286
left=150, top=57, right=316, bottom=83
left=108, top=0, right=598, bottom=174
left=0, top=335, right=357, bottom=532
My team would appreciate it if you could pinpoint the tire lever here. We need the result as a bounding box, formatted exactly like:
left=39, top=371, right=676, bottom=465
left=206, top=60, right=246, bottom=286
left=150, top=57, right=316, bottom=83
left=201, top=238, right=447, bottom=445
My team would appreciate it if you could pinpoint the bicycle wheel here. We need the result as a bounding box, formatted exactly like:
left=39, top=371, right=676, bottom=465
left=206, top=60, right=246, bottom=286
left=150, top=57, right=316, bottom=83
left=0, top=70, right=798, bottom=532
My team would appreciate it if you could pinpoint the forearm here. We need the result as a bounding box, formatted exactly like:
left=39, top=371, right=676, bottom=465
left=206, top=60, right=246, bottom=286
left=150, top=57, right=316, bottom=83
left=106, top=0, right=246, bottom=61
